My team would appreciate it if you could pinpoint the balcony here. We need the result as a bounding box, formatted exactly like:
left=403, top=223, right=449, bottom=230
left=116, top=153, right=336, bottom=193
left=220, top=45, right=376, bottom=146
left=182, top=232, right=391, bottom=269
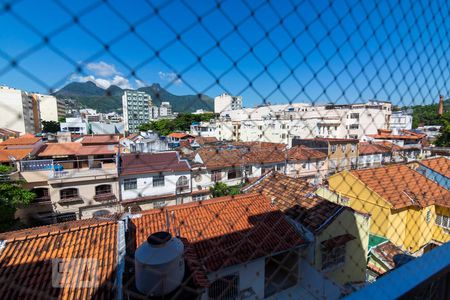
left=59, top=196, right=83, bottom=204
left=93, top=193, right=117, bottom=202
left=49, top=163, right=118, bottom=183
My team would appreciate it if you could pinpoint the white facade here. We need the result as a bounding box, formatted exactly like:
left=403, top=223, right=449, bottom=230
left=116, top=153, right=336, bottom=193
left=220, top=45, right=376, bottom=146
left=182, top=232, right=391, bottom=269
left=214, top=93, right=243, bottom=114
left=190, top=121, right=218, bottom=137
left=122, top=90, right=152, bottom=133
left=150, top=102, right=174, bottom=120
left=216, top=101, right=392, bottom=143
left=120, top=131, right=169, bottom=153
left=60, top=117, right=88, bottom=135
left=34, top=94, right=65, bottom=122
left=90, top=122, right=125, bottom=134
left=0, top=86, right=37, bottom=133
left=390, top=111, right=413, bottom=134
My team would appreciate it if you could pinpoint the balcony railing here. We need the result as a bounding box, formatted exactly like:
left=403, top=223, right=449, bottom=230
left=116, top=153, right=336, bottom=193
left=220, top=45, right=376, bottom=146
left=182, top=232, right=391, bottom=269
left=21, top=159, right=54, bottom=172
left=93, top=193, right=117, bottom=202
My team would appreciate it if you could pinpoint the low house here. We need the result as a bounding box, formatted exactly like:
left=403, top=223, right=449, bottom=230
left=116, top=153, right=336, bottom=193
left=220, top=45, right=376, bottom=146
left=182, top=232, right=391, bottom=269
left=0, top=134, right=44, bottom=157
left=286, top=145, right=328, bottom=183
left=119, top=131, right=168, bottom=153
left=357, top=142, right=392, bottom=169
left=367, top=129, right=424, bottom=161
left=81, top=134, right=120, bottom=146
left=129, top=193, right=344, bottom=299
left=242, top=171, right=370, bottom=286
left=292, top=138, right=359, bottom=174
left=119, top=152, right=192, bottom=210
left=167, top=132, right=194, bottom=147
left=17, top=142, right=120, bottom=224
left=328, top=164, right=450, bottom=254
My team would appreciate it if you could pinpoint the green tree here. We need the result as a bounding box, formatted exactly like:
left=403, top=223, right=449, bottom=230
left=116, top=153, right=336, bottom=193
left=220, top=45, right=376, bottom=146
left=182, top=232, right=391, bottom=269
left=42, top=120, right=60, bottom=133
left=0, top=165, right=35, bottom=232
left=209, top=182, right=241, bottom=198
left=138, top=113, right=216, bottom=136
left=435, top=114, right=450, bottom=147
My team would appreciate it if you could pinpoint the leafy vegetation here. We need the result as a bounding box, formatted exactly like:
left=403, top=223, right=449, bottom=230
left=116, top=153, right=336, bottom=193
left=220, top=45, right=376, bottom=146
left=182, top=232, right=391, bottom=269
left=138, top=113, right=215, bottom=136
left=42, top=120, right=60, bottom=133
left=209, top=182, right=242, bottom=198
left=435, top=114, right=450, bottom=147
left=408, top=98, right=450, bottom=128
left=0, top=165, right=35, bottom=232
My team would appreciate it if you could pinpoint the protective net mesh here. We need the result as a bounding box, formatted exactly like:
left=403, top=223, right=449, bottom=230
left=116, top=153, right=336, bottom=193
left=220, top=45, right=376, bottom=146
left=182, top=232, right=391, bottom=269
left=0, top=0, right=449, bottom=299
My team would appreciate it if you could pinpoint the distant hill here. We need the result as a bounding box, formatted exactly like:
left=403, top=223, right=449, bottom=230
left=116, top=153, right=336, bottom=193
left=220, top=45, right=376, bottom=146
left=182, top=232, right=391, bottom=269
left=53, top=82, right=214, bottom=113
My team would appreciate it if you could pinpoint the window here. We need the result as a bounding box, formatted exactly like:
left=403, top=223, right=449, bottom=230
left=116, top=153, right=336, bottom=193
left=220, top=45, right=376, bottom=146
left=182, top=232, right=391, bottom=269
left=95, top=184, right=112, bottom=195
left=60, top=188, right=79, bottom=200
left=193, top=195, right=206, bottom=201
left=350, top=113, right=359, bottom=119
left=212, top=170, right=222, bottom=182
left=341, top=144, right=347, bottom=152
left=351, top=144, right=356, bottom=152
left=349, top=124, right=359, bottom=129
left=264, top=251, right=298, bottom=297
left=176, top=175, right=189, bottom=187
left=208, top=274, right=239, bottom=300
left=227, top=168, right=242, bottom=180
left=153, top=201, right=167, bottom=208
left=436, top=214, right=450, bottom=230
left=331, top=145, right=337, bottom=153
left=426, top=209, right=431, bottom=223
left=244, top=165, right=253, bottom=176
left=124, top=178, right=137, bottom=190
left=153, top=175, right=165, bottom=187
left=321, top=244, right=346, bottom=270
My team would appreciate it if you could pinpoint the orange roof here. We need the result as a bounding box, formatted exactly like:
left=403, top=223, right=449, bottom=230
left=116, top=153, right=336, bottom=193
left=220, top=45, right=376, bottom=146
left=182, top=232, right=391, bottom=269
left=288, top=145, right=327, bottom=161
left=374, top=141, right=403, bottom=151
left=131, top=193, right=305, bottom=286
left=369, top=129, right=422, bottom=140
left=350, top=165, right=450, bottom=209
left=168, top=132, right=192, bottom=139
left=38, top=143, right=116, bottom=157
left=0, top=148, right=34, bottom=162
left=81, top=135, right=120, bottom=145
left=0, top=219, right=118, bottom=299
left=243, top=172, right=344, bottom=233
left=359, top=142, right=392, bottom=155
left=0, top=135, right=41, bottom=146
left=420, top=157, right=450, bottom=178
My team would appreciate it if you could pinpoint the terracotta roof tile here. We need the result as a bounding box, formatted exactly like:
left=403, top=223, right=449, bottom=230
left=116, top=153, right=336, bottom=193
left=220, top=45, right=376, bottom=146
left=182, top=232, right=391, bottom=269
left=420, top=157, right=450, bottom=178
left=370, top=240, right=405, bottom=269
left=0, top=219, right=118, bottom=299
left=168, top=132, right=193, bottom=139
left=0, top=135, right=41, bottom=146
left=288, top=145, right=327, bottom=160
left=131, top=193, right=305, bottom=286
left=359, top=142, right=392, bottom=155
left=38, top=143, right=116, bottom=157
left=81, top=135, right=120, bottom=145
left=243, top=172, right=344, bottom=233
left=350, top=165, right=450, bottom=209
left=194, top=136, right=218, bottom=145
left=120, top=152, right=190, bottom=175
left=0, top=148, right=33, bottom=162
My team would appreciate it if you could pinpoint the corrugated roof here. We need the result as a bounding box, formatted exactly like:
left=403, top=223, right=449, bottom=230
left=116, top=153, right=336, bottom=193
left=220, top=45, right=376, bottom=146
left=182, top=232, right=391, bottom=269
left=420, top=157, right=450, bottom=178
left=131, top=193, right=305, bottom=286
left=120, top=152, right=190, bottom=175
left=350, top=165, right=450, bottom=209
left=243, top=171, right=344, bottom=233
left=0, top=219, right=118, bottom=299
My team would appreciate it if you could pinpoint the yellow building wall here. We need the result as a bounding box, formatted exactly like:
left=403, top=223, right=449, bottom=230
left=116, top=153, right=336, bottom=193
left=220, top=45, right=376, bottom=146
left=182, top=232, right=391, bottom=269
left=328, top=171, right=450, bottom=253
left=314, top=209, right=370, bottom=285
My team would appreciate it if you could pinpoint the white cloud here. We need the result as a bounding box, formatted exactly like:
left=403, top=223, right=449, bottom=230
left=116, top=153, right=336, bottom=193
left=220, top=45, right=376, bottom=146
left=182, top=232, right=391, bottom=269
left=70, top=73, right=133, bottom=89
left=158, top=71, right=182, bottom=85
left=135, top=79, right=147, bottom=88
left=86, top=61, right=121, bottom=77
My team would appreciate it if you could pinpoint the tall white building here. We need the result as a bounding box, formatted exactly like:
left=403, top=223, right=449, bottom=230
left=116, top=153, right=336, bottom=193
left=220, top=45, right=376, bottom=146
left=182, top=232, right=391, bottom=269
left=150, top=101, right=174, bottom=120
left=214, top=93, right=243, bottom=113
left=122, top=90, right=152, bottom=133
left=0, top=85, right=40, bottom=133
left=33, top=94, right=65, bottom=122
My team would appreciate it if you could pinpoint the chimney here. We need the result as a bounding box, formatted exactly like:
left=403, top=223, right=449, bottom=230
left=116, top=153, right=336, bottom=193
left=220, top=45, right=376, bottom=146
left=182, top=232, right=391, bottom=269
left=438, top=95, right=444, bottom=116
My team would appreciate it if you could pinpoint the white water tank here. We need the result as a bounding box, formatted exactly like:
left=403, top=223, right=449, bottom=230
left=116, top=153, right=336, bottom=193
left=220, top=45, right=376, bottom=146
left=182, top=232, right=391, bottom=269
left=135, top=231, right=185, bottom=296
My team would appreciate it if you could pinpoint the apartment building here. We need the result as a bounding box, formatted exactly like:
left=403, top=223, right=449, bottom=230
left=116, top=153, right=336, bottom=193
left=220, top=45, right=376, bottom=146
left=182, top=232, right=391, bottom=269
left=389, top=110, right=413, bottom=134
left=60, top=117, right=89, bottom=135
left=286, top=145, right=328, bottom=183
left=119, top=152, right=192, bottom=211
left=292, top=138, right=359, bottom=174
left=150, top=101, right=174, bottom=119
left=214, top=93, right=243, bottom=113
left=190, top=121, right=218, bottom=137
left=357, top=142, right=392, bottom=169
left=33, top=93, right=65, bottom=122
left=0, top=86, right=40, bottom=133
left=215, top=101, right=392, bottom=143
left=122, top=90, right=152, bottom=133
left=119, top=131, right=169, bottom=153
left=327, top=164, right=450, bottom=254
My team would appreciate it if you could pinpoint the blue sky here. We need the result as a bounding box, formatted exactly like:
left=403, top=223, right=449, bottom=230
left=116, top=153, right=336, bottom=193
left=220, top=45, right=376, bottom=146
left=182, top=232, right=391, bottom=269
left=0, top=0, right=449, bottom=107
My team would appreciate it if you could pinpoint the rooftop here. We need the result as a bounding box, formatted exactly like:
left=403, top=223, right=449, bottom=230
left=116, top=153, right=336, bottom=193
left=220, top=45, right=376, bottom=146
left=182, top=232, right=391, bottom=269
left=81, top=134, right=120, bottom=145
left=168, top=132, right=193, bottom=139
left=359, top=142, right=392, bottom=155
left=38, top=143, right=116, bottom=157
left=0, top=219, right=118, bottom=299
left=120, top=152, right=190, bottom=175
left=0, top=134, right=41, bottom=146
left=287, top=145, right=327, bottom=161
left=370, top=240, right=406, bottom=272
left=350, top=165, right=450, bottom=209
left=0, top=148, right=34, bottom=162
left=242, top=171, right=344, bottom=233
left=131, top=193, right=305, bottom=287
left=419, top=157, right=450, bottom=178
